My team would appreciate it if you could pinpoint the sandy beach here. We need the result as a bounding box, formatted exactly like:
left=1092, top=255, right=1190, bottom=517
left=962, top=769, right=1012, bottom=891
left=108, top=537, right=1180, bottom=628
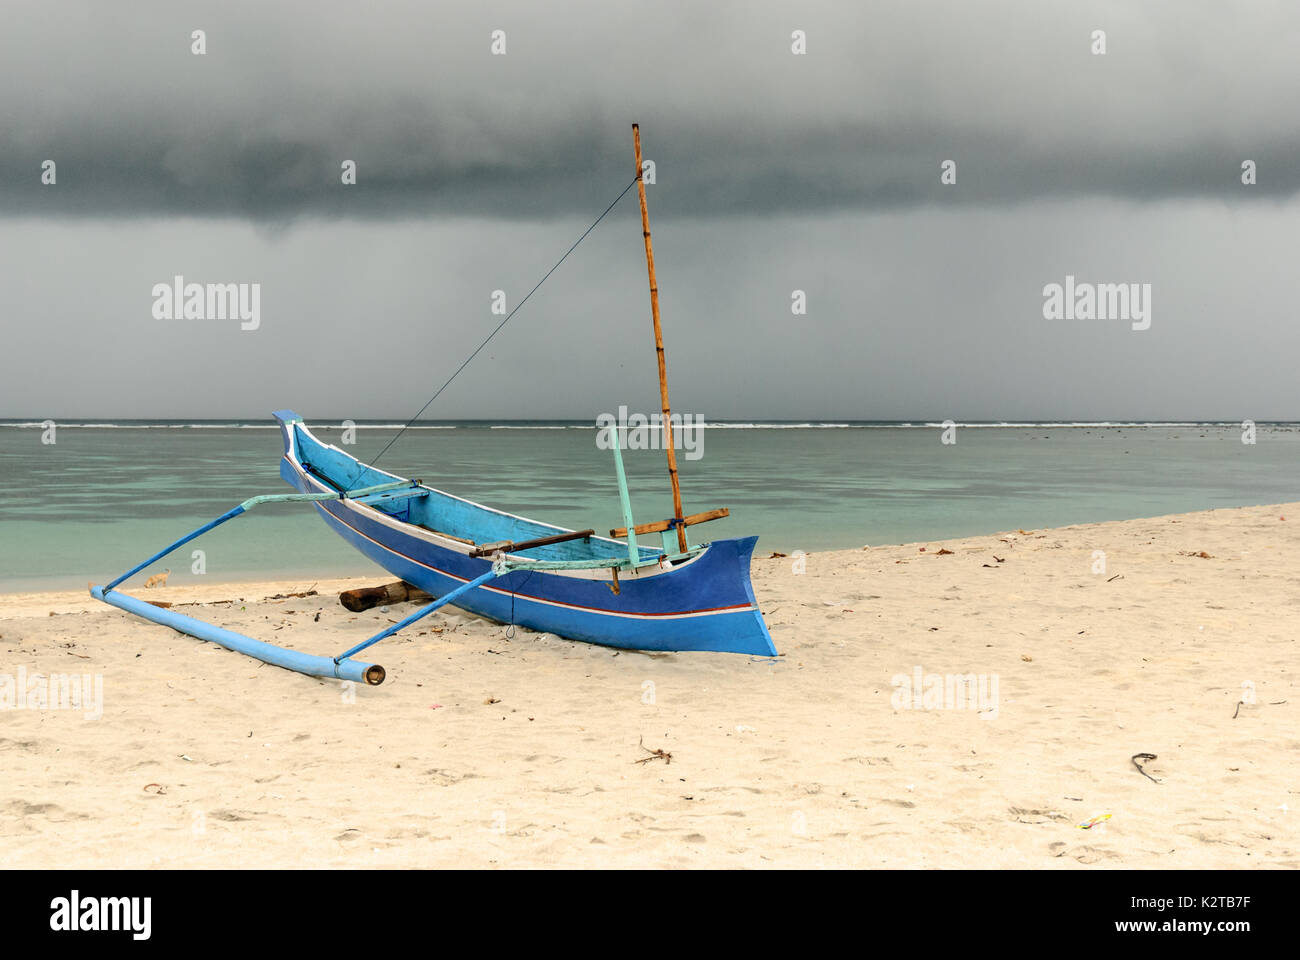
left=2, top=502, right=1297, bottom=869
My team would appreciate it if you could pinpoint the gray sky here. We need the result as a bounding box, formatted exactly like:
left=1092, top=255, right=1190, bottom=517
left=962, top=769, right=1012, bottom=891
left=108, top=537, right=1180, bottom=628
left=2, top=0, right=1298, bottom=420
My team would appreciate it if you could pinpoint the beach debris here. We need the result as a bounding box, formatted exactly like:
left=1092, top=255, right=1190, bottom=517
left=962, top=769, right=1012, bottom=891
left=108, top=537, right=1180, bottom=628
left=935, top=548, right=954, bottom=556
left=634, top=736, right=672, bottom=765
left=1076, top=813, right=1111, bottom=830
left=1011, top=806, right=1066, bottom=824
left=1021, top=654, right=1033, bottom=662
left=1106, top=574, right=1123, bottom=582
left=919, top=547, right=926, bottom=552
left=1179, top=551, right=1213, bottom=559
left=144, top=600, right=173, bottom=609
left=1130, top=752, right=1161, bottom=783
left=266, top=587, right=317, bottom=599
left=339, top=580, right=433, bottom=612
left=992, top=555, right=1005, bottom=563
left=143, top=569, right=171, bottom=588
left=142, top=783, right=166, bottom=795
left=767, top=551, right=788, bottom=558
left=484, top=697, right=501, bottom=704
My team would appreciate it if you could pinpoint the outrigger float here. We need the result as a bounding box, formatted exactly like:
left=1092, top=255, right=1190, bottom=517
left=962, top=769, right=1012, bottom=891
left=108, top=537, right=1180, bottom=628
left=90, top=126, right=777, bottom=684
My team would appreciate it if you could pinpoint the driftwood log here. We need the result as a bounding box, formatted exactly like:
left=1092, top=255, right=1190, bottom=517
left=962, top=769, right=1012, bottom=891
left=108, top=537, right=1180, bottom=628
left=339, top=580, right=433, bottom=612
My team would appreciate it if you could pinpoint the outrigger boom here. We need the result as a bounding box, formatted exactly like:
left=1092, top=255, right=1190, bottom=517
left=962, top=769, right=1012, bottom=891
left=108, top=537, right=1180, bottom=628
left=89, top=474, right=668, bottom=686
left=91, top=479, right=417, bottom=684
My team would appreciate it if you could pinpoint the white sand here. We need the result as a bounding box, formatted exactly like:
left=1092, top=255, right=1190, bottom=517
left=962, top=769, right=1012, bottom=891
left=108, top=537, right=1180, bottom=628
left=2, top=503, right=1297, bottom=867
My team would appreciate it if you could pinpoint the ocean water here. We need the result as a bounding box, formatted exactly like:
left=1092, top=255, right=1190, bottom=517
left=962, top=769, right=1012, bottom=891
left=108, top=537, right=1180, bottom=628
left=1, top=420, right=1297, bottom=593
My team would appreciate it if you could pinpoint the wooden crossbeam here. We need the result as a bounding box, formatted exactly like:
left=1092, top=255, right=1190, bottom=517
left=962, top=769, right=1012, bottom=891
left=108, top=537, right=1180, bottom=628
left=610, top=508, right=728, bottom=539
left=469, top=528, right=595, bottom=558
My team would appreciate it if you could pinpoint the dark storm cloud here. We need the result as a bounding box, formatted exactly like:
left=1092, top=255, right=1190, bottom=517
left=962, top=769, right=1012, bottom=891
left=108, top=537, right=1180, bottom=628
left=3, top=0, right=1299, bottom=220
left=5, top=0, right=1300, bottom=423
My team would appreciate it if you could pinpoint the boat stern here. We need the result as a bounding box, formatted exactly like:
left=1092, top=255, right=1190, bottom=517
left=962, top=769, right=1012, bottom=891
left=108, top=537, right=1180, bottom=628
left=690, top=535, right=777, bottom=657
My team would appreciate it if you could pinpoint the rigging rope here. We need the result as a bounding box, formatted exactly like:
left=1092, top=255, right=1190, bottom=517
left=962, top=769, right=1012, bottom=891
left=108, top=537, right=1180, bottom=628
left=356, top=176, right=640, bottom=480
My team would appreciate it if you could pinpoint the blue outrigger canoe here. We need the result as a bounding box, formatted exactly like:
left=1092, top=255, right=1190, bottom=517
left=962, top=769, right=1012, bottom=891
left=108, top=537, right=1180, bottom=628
left=274, top=410, right=775, bottom=659
left=89, top=413, right=775, bottom=684
left=90, top=125, right=776, bottom=684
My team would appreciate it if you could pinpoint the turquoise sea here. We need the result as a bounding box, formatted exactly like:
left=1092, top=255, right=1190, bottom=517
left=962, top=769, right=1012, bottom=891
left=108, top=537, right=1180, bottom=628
left=1, top=420, right=1297, bottom=593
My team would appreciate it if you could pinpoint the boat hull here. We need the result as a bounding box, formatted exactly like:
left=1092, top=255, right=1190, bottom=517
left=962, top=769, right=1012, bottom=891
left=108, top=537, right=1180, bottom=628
left=275, top=413, right=777, bottom=656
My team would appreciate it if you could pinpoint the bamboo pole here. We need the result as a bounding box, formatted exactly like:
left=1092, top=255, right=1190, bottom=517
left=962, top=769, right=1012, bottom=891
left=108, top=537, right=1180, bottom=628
left=632, top=123, right=688, bottom=552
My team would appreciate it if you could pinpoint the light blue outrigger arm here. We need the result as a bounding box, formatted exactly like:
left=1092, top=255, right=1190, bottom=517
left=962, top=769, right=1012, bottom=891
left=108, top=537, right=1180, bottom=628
left=326, top=420, right=662, bottom=667
left=607, top=421, right=640, bottom=567
left=90, top=479, right=415, bottom=685
left=100, top=480, right=412, bottom=593
left=334, top=568, right=502, bottom=662
left=332, top=547, right=649, bottom=664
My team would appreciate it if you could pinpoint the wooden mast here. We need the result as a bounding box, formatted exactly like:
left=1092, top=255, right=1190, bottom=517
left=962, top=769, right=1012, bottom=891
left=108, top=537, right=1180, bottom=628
left=633, top=123, right=688, bottom=553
